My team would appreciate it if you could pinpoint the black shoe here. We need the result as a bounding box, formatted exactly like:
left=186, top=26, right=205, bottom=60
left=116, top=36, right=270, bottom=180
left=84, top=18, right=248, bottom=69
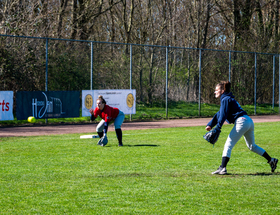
left=269, top=158, right=278, bottom=172
left=118, top=143, right=123, bottom=147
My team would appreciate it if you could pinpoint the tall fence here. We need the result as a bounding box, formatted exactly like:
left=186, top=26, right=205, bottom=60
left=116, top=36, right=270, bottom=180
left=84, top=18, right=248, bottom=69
left=0, top=34, right=279, bottom=117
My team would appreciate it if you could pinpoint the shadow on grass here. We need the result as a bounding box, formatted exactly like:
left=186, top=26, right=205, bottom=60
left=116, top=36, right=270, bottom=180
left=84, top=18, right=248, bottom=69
left=100, top=145, right=159, bottom=147
left=126, top=144, right=159, bottom=147
left=222, top=172, right=280, bottom=177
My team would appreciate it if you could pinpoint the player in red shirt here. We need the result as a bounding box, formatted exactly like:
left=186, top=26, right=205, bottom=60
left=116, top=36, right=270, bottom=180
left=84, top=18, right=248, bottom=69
left=89, top=95, right=125, bottom=146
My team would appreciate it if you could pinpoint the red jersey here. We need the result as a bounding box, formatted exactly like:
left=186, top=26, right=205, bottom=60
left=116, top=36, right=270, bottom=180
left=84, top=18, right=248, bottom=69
left=93, top=105, right=119, bottom=123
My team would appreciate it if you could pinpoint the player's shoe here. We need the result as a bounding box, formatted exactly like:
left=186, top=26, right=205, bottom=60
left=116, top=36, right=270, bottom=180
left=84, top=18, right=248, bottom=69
left=97, top=140, right=107, bottom=146
left=101, top=142, right=107, bottom=147
left=212, top=166, right=227, bottom=175
left=118, top=143, right=123, bottom=147
left=269, top=158, right=278, bottom=172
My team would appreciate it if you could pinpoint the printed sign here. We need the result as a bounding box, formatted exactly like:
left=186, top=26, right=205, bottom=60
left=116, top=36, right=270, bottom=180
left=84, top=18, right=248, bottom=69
left=16, top=91, right=80, bottom=120
left=82, top=89, right=136, bottom=116
left=0, top=91, right=14, bottom=121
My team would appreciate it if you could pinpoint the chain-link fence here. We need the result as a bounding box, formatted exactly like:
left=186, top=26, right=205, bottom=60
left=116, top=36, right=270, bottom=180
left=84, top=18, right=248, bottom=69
left=0, top=34, right=279, bottom=117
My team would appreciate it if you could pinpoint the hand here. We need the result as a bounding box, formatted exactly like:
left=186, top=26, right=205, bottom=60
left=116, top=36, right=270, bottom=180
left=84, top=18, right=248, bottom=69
left=206, top=126, right=211, bottom=131
left=89, top=108, right=94, bottom=115
left=97, top=134, right=108, bottom=146
left=203, top=126, right=221, bottom=145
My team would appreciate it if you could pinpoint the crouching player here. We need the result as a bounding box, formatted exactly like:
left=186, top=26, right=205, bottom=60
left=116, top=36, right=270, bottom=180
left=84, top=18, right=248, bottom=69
left=89, top=95, right=125, bottom=147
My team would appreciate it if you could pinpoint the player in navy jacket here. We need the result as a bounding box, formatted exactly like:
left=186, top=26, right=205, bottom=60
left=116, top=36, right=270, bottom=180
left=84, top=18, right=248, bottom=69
left=206, top=81, right=278, bottom=175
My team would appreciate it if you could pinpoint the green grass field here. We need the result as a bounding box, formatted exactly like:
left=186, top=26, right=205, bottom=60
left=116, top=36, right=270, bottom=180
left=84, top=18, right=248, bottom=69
left=1, top=122, right=280, bottom=214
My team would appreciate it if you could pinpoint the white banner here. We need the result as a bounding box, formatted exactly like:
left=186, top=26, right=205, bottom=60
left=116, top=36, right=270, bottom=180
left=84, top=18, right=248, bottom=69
left=0, top=91, right=14, bottom=121
left=82, top=89, right=136, bottom=116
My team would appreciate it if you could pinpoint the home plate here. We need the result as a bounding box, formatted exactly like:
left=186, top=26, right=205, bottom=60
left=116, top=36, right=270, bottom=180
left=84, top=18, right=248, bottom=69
left=80, top=135, right=99, bottom=139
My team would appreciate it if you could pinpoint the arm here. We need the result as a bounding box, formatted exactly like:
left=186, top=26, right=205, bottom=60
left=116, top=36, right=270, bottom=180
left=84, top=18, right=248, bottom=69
left=206, top=112, right=219, bottom=129
left=103, top=122, right=108, bottom=135
left=103, top=105, right=111, bottom=136
left=90, top=115, right=96, bottom=121
left=215, top=98, right=230, bottom=129
left=89, top=108, right=96, bottom=121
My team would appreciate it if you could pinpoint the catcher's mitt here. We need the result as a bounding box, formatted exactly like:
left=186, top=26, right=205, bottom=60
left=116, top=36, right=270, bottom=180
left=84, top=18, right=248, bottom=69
left=203, top=127, right=221, bottom=145
left=97, top=135, right=108, bottom=146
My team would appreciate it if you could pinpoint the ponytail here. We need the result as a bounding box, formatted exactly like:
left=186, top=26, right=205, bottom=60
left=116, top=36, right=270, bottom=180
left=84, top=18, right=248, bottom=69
left=217, top=81, right=231, bottom=93
left=97, top=95, right=106, bottom=104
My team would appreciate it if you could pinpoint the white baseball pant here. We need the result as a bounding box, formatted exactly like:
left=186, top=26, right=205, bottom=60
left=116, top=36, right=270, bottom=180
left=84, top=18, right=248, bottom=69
left=222, top=115, right=265, bottom=158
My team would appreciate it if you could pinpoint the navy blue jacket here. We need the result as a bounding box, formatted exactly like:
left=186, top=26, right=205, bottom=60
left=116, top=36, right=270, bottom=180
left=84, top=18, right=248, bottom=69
left=207, top=92, right=247, bottom=129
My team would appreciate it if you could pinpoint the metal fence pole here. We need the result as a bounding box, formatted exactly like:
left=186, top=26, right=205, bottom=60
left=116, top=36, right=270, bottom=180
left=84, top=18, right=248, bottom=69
left=91, top=42, right=93, bottom=90
left=199, top=49, right=202, bottom=116
left=45, top=39, right=48, bottom=91
left=166, top=46, right=169, bottom=119
left=254, top=53, right=257, bottom=115
left=130, top=45, right=132, bottom=89
left=273, top=55, right=275, bottom=109
left=45, top=38, right=49, bottom=124
left=130, top=44, right=132, bottom=121
left=229, top=51, right=231, bottom=82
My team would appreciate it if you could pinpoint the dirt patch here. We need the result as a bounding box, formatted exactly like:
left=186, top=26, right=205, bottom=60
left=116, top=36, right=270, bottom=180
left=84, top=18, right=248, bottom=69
left=1, top=115, right=280, bottom=137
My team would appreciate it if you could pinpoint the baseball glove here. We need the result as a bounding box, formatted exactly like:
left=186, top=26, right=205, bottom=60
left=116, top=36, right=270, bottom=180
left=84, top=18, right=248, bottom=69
left=203, top=127, right=221, bottom=145
left=97, top=135, right=108, bottom=146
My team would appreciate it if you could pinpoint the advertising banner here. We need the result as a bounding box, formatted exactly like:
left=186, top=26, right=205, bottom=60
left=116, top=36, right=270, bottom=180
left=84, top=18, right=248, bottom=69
left=82, top=89, right=136, bottom=116
left=16, top=91, right=80, bottom=120
left=0, top=91, right=14, bottom=121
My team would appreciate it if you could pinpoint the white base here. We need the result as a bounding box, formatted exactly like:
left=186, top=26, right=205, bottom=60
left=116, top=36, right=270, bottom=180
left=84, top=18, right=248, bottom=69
left=80, top=135, right=99, bottom=139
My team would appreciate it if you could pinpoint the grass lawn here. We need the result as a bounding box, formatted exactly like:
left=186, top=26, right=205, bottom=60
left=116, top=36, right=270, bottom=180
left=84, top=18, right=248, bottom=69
left=1, top=122, right=280, bottom=214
